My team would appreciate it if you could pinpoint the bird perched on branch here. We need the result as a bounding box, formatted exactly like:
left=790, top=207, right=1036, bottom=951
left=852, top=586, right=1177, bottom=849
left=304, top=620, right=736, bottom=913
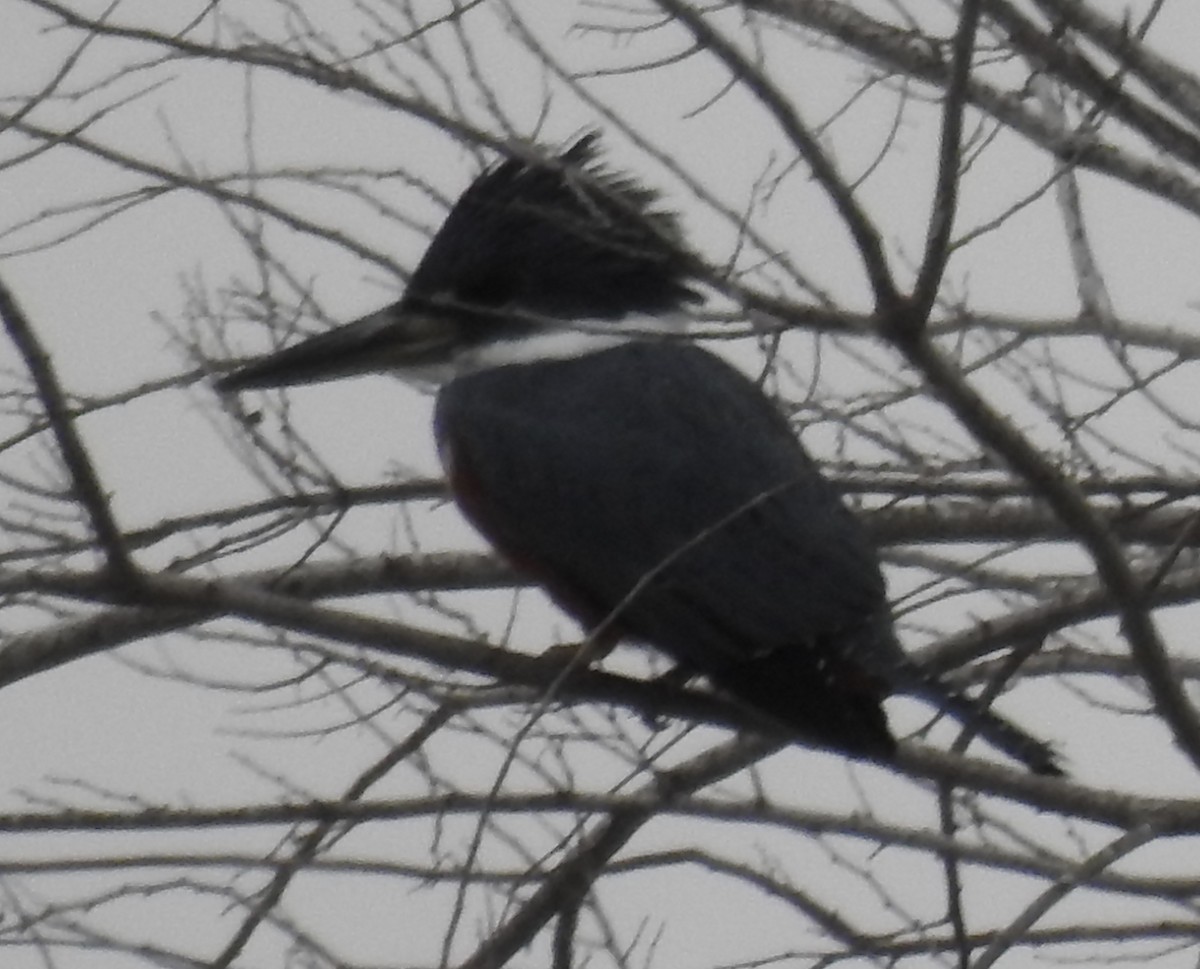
left=217, top=134, right=1061, bottom=775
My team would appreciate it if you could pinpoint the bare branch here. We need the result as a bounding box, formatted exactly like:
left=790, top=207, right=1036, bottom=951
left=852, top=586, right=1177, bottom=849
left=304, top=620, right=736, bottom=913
left=907, top=0, right=982, bottom=327
left=0, top=276, right=136, bottom=582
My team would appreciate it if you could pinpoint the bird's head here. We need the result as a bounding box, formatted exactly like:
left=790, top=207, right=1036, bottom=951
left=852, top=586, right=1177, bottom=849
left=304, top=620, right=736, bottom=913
left=216, top=134, right=699, bottom=392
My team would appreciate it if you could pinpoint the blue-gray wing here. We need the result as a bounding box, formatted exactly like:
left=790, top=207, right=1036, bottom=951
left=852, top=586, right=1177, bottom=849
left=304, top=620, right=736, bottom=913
left=434, top=341, right=896, bottom=754
left=434, top=342, right=890, bottom=669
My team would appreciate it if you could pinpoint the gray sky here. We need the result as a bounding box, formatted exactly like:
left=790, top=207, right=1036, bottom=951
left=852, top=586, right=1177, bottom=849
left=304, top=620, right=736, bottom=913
left=5, top=2, right=1200, bottom=967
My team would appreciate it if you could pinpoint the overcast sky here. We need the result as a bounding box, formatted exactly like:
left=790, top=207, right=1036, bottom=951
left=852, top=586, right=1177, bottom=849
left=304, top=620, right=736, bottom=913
left=5, top=2, right=1200, bottom=967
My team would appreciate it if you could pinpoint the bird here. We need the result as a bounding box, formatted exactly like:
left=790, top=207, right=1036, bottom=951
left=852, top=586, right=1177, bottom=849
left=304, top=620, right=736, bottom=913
left=217, top=134, right=1061, bottom=775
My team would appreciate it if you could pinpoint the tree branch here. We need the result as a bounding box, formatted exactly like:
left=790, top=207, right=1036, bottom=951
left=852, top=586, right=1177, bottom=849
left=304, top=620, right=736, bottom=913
left=655, top=0, right=902, bottom=315
left=907, top=0, right=982, bottom=327
left=0, top=276, right=136, bottom=583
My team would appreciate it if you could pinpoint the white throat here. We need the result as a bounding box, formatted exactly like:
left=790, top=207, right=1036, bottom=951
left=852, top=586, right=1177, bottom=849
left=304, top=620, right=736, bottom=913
left=456, top=311, right=692, bottom=372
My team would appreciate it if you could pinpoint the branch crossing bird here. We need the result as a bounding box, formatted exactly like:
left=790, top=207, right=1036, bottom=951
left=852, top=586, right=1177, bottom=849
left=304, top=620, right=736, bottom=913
left=218, top=134, right=1062, bottom=776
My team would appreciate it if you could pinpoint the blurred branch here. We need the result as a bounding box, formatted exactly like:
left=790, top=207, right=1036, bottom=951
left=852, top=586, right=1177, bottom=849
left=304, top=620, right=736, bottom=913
left=0, top=111, right=409, bottom=275
left=7, top=838, right=1200, bottom=902
left=745, top=0, right=1200, bottom=218
left=4, top=752, right=1200, bottom=845
left=456, top=733, right=780, bottom=969
left=888, top=332, right=1200, bottom=771
left=1031, top=0, right=1200, bottom=128
left=0, top=276, right=136, bottom=583
left=985, top=0, right=1200, bottom=169
left=210, top=704, right=457, bottom=968
left=18, top=0, right=504, bottom=153
left=10, top=475, right=1200, bottom=571
left=656, top=0, right=902, bottom=314
left=908, top=0, right=981, bottom=327
left=972, top=822, right=1158, bottom=969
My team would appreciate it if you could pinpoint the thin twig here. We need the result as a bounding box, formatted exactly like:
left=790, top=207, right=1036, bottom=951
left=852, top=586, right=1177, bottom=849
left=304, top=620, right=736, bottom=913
left=892, top=336, right=1200, bottom=770
left=0, top=275, right=137, bottom=584
left=456, top=733, right=782, bottom=969
left=908, top=0, right=983, bottom=327
left=971, top=822, right=1158, bottom=969
left=655, top=0, right=901, bottom=315
left=210, top=705, right=456, bottom=968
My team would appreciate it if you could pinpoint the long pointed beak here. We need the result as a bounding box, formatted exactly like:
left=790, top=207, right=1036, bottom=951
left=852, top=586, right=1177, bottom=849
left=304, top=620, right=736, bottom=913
left=215, top=303, right=460, bottom=392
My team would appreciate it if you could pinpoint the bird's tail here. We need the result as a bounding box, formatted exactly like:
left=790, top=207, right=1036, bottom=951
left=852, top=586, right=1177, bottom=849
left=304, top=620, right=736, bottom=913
left=898, top=666, right=1062, bottom=776
left=715, top=650, right=899, bottom=764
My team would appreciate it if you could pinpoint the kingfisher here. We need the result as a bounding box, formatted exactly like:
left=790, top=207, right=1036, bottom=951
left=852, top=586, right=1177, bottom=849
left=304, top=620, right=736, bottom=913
left=217, top=134, right=1060, bottom=774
